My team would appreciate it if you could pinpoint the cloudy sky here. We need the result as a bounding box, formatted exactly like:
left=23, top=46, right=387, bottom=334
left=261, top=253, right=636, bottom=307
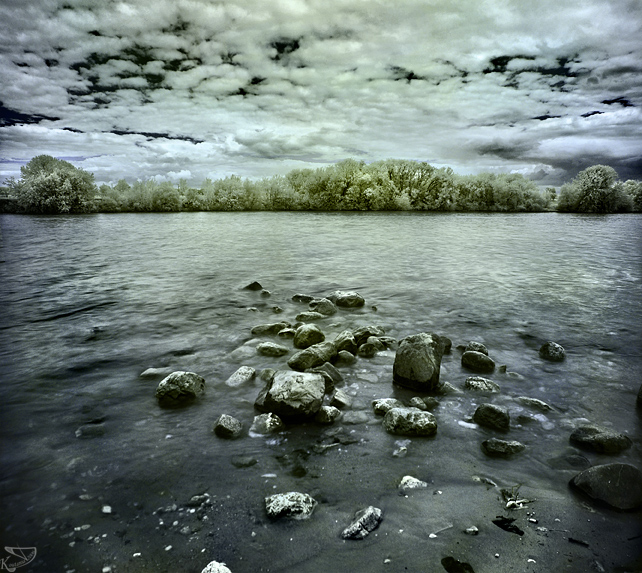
left=1, top=0, right=641, bottom=186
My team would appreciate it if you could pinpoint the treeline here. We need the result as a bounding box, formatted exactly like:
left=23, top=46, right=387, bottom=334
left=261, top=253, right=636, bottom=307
left=3, top=156, right=642, bottom=214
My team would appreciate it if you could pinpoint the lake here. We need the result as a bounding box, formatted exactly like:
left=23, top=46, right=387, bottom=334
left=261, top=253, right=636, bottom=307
left=1, top=212, right=641, bottom=572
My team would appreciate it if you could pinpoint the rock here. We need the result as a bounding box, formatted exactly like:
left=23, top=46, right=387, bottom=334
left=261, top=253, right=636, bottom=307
left=295, top=311, right=327, bottom=322
left=464, top=376, right=500, bottom=393
left=357, top=342, right=378, bottom=358
left=75, top=423, right=105, bottom=439
left=155, top=371, right=205, bottom=406
left=409, top=397, right=428, bottom=410
left=481, top=438, right=525, bottom=457
left=326, top=389, right=349, bottom=409
left=372, top=398, right=405, bottom=416
left=379, top=336, right=399, bottom=350
left=214, top=414, right=242, bottom=439
left=278, top=328, right=296, bottom=338
left=243, top=281, right=263, bottom=291
left=249, top=413, right=284, bottom=435
left=255, top=370, right=325, bottom=419
left=265, top=492, right=317, bottom=520
left=307, top=362, right=343, bottom=387
left=353, top=325, right=385, bottom=346
left=335, top=350, right=357, bottom=366
left=421, top=396, right=440, bottom=410
left=342, top=411, right=370, bottom=424
left=569, top=423, right=632, bottom=454
left=251, top=322, right=290, bottom=336
left=399, top=475, right=428, bottom=491
left=517, top=396, right=553, bottom=412
left=341, top=506, right=383, bottom=539
left=465, top=341, right=488, bottom=355
left=367, top=336, right=386, bottom=351
left=393, top=333, right=443, bottom=391
left=461, top=351, right=495, bottom=374
left=383, top=407, right=438, bottom=436
left=436, top=382, right=462, bottom=395
left=464, top=526, right=479, bottom=536
left=637, top=384, right=642, bottom=409
left=472, top=404, right=510, bottom=432
left=257, top=341, right=289, bottom=357
left=201, top=561, right=232, bottom=573
left=570, top=463, right=642, bottom=510
left=327, top=290, right=365, bottom=308
left=260, top=289, right=271, bottom=297
left=292, top=293, right=315, bottom=303
left=539, top=341, right=565, bottom=361
left=309, top=297, right=338, bottom=316
left=334, top=330, right=358, bottom=354
left=140, top=367, right=173, bottom=378
left=225, top=366, right=256, bottom=388
left=293, top=324, right=325, bottom=349
left=437, top=335, right=452, bottom=354
left=231, top=455, right=258, bottom=468
left=315, top=405, right=341, bottom=424
left=288, top=341, right=337, bottom=371
left=259, top=368, right=276, bottom=382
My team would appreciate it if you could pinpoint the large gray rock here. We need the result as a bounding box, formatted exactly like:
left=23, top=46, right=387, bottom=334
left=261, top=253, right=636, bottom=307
left=293, top=324, right=325, bottom=349
left=257, top=341, right=289, bottom=357
left=225, top=366, right=256, bottom=388
left=327, top=290, right=365, bottom=308
left=288, top=341, right=337, bottom=371
left=214, top=414, right=243, bottom=439
left=341, top=506, right=383, bottom=539
left=570, top=463, right=642, bottom=510
left=155, top=371, right=205, bottom=406
left=334, top=330, right=358, bottom=354
left=461, top=350, right=495, bottom=373
left=308, top=297, right=337, bottom=316
left=255, top=370, right=325, bottom=419
left=464, top=376, right=500, bottom=393
left=393, top=333, right=443, bottom=391
left=265, top=492, right=317, bottom=520
left=569, top=423, right=632, bottom=454
left=383, top=407, right=438, bottom=436
left=481, top=438, right=525, bottom=457
left=539, top=341, right=565, bottom=361
left=249, top=413, right=284, bottom=435
left=473, top=403, right=510, bottom=431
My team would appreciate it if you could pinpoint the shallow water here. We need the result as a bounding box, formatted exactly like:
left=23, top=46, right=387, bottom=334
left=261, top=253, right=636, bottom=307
left=0, top=212, right=641, bottom=572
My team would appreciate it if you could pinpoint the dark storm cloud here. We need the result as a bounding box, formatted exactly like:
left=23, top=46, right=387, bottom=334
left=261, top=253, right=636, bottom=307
left=1, top=0, right=641, bottom=184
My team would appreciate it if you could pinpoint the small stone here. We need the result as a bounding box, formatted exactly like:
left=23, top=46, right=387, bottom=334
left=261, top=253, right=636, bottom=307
left=250, top=413, right=284, bottom=435
left=352, top=325, right=386, bottom=346
left=464, top=376, right=500, bottom=393
left=251, top=322, right=290, bottom=336
left=295, top=311, right=327, bottom=322
left=481, top=438, right=525, bottom=457
left=399, top=476, right=428, bottom=491
left=155, top=371, right=205, bottom=406
left=225, top=366, right=256, bottom=388
left=461, top=351, right=495, bottom=374
left=75, top=423, right=106, bottom=439
left=265, top=492, right=317, bottom=520
left=330, top=389, right=353, bottom=409
left=465, top=526, right=479, bottom=535
left=214, top=414, right=243, bottom=439
left=372, top=398, right=405, bottom=416
left=383, top=407, right=438, bottom=436
left=315, top=405, right=341, bottom=424
left=293, top=324, right=325, bottom=349
left=292, top=293, right=315, bottom=303
left=278, top=328, right=296, bottom=338
left=441, top=556, right=475, bottom=573
left=409, top=397, right=428, bottom=410
left=357, top=342, right=378, bottom=358
left=335, top=350, right=357, bottom=366
left=140, top=367, right=173, bottom=378
left=327, top=290, right=365, bottom=308
left=334, top=330, right=359, bottom=354
left=517, top=396, right=553, bottom=412
left=256, top=342, right=289, bottom=357
left=366, top=336, right=386, bottom=351
left=243, top=281, right=263, bottom=291
left=570, top=423, right=632, bottom=454
left=101, top=505, right=112, bottom=514
left=465, top=341, right=488, bottom=355
left=473, top=403, right=510, bottom=432
left=341, top=506, right=383, bottom=539
left=539, top=341, right=565, bottom=361
left=309, top=298, right=337, bottom=316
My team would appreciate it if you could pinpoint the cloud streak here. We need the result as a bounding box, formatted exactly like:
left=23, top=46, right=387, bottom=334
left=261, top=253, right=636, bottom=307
left=1, top=0, right=641, bottom=185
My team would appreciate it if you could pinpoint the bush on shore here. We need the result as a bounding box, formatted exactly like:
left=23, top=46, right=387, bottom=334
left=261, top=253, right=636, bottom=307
left=3, top=156, right=641, bottom=214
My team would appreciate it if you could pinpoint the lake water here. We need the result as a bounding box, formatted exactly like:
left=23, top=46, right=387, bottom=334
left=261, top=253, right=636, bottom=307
left=1, top=212, right=641, bottom=573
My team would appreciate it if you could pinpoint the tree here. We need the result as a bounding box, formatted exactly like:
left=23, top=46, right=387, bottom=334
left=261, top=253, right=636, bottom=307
left=11, top=155, right=97, bottom=214
left=557, top=165, right=631, bottom=213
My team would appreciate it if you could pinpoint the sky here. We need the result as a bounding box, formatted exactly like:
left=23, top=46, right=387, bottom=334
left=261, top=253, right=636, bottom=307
left=1, top=0, right=641, bottom=187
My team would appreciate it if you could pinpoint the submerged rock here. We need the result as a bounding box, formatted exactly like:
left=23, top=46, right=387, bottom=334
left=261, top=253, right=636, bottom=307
left=292, top=293, right=315, bottom=303
left=288, top=341, right=337, bottom=371
left=473, top=403, right=510, bottom=432
left=257, top=341, right=289, bottom=357
left=383, top=407, right=438, bottom=436
left=393, top=333, right=443, bottom=391
left=295, top=311, right=327, bottom=322
left=265, top=492, right=317, bottom=520
left=570, top=463, right=642, bottom=510
left=251, top=322, right=290, bottom=336
left=293, top=324, right=325, bottom=349
left=327, top=290, right=365, bottom=308
left=517, top=396, right=553, bottom=412
left=140, top=367, right=173, bottom=378
left=464, top=376, right=500, bottom=393
left=155, top=371, right=205, bottom=406
left=461, top=351, right=495, bottom=374
left=243, top=281, right=263, bottom=291
left=341, top=506, right=383, bottom=539
left=481, top=438, right=525, bottom=457
left=214, top=414, right=243, bottom=439
left=357, top=341, right=379, bottom=358
left=539, top=341, right=565, bottom=361
left=255, top=370, right=325, bottom=419
left=225, top=366, right=256, bottom=388
left=335, top=350, right=357, bottom=366
left=309, top=297, right=337, bottom=316
left=569, top=423, right=632, bottom=454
